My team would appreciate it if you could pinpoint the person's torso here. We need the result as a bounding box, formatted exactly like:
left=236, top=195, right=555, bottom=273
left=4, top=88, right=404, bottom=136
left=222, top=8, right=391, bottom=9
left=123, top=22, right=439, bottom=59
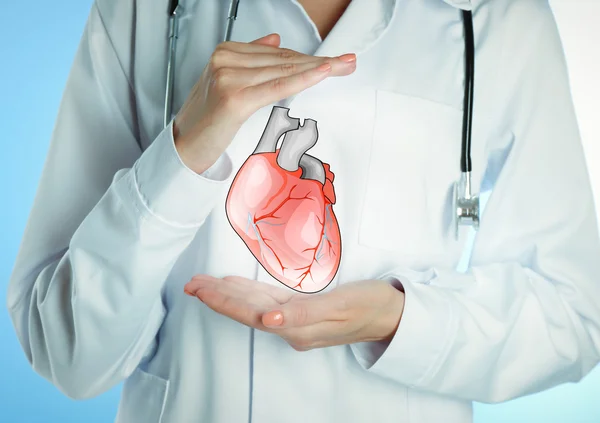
left=110, top=0, right=511, bottom=421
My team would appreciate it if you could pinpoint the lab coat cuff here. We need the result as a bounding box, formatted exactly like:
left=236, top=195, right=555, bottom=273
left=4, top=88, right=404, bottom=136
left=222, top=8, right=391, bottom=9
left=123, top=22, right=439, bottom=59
left=350, top=267, right=457, bottom=388
left=133, top=120, right=233, bottom=227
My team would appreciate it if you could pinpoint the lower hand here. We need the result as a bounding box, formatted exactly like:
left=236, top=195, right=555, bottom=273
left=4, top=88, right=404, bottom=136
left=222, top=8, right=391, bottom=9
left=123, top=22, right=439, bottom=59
left=184, top=276, right=405, bottom=351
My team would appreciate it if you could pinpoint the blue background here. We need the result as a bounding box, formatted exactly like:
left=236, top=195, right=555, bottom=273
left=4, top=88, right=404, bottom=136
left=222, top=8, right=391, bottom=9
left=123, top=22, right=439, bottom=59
left=1, top=1, right=599, bottom=422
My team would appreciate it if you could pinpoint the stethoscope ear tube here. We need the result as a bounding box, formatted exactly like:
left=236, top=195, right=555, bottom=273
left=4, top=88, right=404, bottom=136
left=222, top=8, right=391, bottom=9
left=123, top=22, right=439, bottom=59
left=461, top=10, right=475, bottom=174
left=224, top=0, right=241, bottom=43
left=164, top=0, right=181, bottom=128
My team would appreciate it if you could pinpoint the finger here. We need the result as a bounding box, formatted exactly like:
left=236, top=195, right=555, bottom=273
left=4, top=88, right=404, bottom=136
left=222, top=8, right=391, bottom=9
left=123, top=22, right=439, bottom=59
left=185, top=276, right=266, bottom=327
left=240, top=62, right=339, bottom=111
left=216, top=35, right=283, bottom=56
left=213, top=48, right=352, bottom=69
left=262, top=293, right=345, bottom=328
left=199, top=287, right=264, bottom=328
left=219, top=41, right=284, bottom=54
left=185, top=275, right=256, bottom=301
left=222, top=275, right=296, bottom=304
left=250, top=33, right=281, bottom=47
left=184, top=275, right=221, bottom=296
left=185, top=274, right=296, bottom=305
left=217, top=57, right=356, bottom=89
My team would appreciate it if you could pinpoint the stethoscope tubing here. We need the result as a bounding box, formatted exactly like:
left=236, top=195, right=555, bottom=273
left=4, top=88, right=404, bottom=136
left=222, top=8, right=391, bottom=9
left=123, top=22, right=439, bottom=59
left=461, top=10, right=475, bottom=174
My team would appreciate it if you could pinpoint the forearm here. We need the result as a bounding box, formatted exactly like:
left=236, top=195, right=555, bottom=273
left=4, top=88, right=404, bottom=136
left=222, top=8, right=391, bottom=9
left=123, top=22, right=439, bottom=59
left=7, top=122, right=233, bottom=399
left=351, top=246, right=600, bottom=403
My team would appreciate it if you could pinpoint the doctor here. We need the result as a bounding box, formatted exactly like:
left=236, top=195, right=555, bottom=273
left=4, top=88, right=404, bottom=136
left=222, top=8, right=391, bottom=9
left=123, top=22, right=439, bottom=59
left=7, top=0, right=600, bottom=422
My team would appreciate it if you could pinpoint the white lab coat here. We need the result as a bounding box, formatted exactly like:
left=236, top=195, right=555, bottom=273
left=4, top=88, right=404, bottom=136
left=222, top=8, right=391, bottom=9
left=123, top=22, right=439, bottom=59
left=7, top=0, right=600, bottom=422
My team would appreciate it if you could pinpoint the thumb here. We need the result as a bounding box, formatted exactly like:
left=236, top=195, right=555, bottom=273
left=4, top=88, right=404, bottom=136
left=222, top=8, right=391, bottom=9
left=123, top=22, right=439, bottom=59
left=262, top=296, right=331, bottom=328
left=250, top=33, right=281, bottom=47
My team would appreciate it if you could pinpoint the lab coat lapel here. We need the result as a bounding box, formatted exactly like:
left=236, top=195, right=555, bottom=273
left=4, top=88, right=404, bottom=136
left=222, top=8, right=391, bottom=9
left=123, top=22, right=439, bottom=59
left=310, top=0, right=471, bottom=60
left=441, top=0, right=473, bottom=10
left=312, top=0, right=398, bottom=58
left=309, top=0, right=471, bottom=59
left=280, top=0, right=397, bottom=109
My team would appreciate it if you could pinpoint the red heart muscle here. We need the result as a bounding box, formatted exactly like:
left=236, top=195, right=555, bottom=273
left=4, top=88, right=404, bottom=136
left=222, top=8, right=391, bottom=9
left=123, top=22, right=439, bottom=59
left=226, top=107, right=341, bottom=293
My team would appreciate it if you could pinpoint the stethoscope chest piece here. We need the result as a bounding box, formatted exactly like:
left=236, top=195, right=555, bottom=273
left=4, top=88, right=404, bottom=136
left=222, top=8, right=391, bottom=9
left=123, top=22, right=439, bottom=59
left=453, top=172, right=480, bottom=239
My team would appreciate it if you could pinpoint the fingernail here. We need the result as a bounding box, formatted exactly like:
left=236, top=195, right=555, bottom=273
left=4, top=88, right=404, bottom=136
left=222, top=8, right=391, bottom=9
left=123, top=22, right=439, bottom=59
left=316, top=63, right=331, bottom=72
left=184, top=289, right=194, bottom=296
left=338, top=54, right=356, bottom=63
left=263, top=311, right=284, bottom=327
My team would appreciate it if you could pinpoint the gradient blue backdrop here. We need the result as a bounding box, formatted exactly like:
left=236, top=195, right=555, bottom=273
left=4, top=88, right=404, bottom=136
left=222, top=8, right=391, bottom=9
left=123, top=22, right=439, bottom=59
left=1, top=1, right=598, bottom=422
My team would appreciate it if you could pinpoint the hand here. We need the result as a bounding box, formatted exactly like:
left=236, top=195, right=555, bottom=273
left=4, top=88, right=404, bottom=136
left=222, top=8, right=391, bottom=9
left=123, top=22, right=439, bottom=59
left=184, top=276, right=405, bottom=351
left=173, top=33, right=357, bottom=174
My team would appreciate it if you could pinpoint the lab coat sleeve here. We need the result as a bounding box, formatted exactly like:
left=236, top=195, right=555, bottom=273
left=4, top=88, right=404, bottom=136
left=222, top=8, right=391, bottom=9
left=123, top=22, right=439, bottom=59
left=350, top=4, right=600, bottom=403
left=6, top=2, right=232, bottom=400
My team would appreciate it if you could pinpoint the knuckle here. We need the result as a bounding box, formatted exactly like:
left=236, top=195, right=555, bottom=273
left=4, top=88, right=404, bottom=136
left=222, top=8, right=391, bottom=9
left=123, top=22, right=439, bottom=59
left=291, top=333, right=311, bottom=349
left=289, top=340, right=310, bottom=352
left=207, top=59, right=219, bottom=74
left=336, top=297, right=349, bottom=312
left=217, top=41, right=233, bottom=51
left=212, top=67, right=232, bottom=88
left=292, top=306, right=308, bottom=326
left=219, top=91, right=242, bottom=112
left=270, top=77, right=286, bottom=93
left=278, top=49, right=298, bottom=60
left=209, top=49, right=230, bottom=71
left=299, top=69, right=313, bottom=84
left=292, top=338, right=312, bottom=351
left=280, top=62, right=297, bottom=75
left=218, top=295, right=238, bottom=314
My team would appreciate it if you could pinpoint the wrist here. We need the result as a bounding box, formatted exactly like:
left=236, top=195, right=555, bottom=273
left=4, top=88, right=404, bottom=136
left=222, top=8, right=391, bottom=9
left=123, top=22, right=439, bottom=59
left=173, top=114, right=239, bottom=175
left=174, top=140, right=219, bottom=175
left=173, top=127, right=220, bottom=175
left=379, top=285, right=405, bottom=343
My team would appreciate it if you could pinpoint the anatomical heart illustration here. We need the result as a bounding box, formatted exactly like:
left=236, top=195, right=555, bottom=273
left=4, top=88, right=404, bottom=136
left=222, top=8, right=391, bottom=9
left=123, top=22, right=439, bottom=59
left=226, top=106, right=342, bottom=294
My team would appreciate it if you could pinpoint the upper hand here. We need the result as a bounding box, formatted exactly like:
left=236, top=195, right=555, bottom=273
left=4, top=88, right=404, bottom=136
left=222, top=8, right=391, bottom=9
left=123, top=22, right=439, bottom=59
left=173, top=33, right=357, bottom=174
left=184, top=275, right=405, bottom=351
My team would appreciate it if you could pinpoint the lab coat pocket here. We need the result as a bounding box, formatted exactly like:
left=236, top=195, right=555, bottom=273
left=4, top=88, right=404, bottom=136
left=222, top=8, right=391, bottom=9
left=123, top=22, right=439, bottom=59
left=358, top=90, right=463, bottom=257
left=115, top=367, right=170, bottom=423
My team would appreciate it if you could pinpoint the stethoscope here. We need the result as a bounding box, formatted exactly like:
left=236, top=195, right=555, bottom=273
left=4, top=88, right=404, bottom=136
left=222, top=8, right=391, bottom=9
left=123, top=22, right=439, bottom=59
left=164, top=0, right=479, bottom=239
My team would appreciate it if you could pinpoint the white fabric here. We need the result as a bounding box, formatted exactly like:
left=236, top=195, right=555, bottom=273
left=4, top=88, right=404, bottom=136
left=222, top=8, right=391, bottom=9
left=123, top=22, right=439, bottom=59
left=7, top=0, right=600, bottom=422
